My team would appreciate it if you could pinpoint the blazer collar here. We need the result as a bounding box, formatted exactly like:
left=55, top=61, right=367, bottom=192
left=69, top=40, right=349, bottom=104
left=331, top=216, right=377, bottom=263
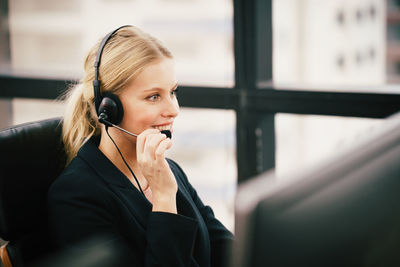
left=78, top=136, right=133, bottom=188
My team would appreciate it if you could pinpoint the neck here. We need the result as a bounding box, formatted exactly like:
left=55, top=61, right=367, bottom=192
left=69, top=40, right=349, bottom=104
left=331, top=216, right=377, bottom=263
left=98, top=127, right=152, bottom=201
left=99, top=127, right=138, bottom=174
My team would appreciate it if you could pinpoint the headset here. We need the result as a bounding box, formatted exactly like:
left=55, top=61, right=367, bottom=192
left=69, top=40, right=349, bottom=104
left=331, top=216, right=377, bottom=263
left=94, top=25, right=130, bottom=131
left=93, top=25, right=171, bottom=139
left=93, top=25, right=156, bottom=196
left=93, top=26, right=173, bottom=196
left=93, top=25, right=173, bottom=195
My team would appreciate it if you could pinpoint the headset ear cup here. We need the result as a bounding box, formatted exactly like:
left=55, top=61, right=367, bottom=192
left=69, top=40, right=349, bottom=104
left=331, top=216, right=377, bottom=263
left=98, top=92, right=124, bottom=125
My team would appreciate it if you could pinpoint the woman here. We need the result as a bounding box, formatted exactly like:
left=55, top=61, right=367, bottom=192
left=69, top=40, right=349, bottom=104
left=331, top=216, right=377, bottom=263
left=47, top=25, right=234, bottom=267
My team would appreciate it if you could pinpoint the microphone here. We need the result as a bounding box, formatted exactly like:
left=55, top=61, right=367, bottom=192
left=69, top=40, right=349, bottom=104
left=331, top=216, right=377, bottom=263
left=99, top=113, right=171, bottom=138
left=161, top=129, right=172, bottom=139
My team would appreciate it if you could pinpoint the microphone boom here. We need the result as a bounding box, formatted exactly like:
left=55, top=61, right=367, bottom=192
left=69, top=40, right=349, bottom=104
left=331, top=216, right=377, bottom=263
left=99, top=114, right=172, bottom=138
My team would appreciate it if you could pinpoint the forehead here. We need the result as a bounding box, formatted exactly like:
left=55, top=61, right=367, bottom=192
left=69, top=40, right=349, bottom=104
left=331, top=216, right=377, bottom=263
left=124, top=58, right=176, bottom=94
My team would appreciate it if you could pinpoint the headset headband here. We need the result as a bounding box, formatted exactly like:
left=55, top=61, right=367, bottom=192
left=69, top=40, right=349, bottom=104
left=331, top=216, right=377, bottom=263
left=93, top=25, right=132, bottom=112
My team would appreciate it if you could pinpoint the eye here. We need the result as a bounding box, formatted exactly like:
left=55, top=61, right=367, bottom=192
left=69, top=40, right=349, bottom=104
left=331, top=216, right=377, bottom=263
left=171, top=87, right=179, bottom=97
left=147, top=94, right=160, bottom=101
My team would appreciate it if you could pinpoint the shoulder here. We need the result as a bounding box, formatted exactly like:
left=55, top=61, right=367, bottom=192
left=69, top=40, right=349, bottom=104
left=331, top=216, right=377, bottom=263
left=166, top=158, right=186, bottom=180
left=48, top=156, right=107, bottom=202
left=166, top=158, right=182, bottom=173
left=166, top=158, right=193, bottom=189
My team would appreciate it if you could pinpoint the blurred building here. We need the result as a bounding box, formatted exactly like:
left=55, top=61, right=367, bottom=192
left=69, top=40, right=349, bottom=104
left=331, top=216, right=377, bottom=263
left=274, top=0, right=385, bottom=87
left=8, top=0, right=234, bottom=86
left=387, top=0, right=400, bottom=83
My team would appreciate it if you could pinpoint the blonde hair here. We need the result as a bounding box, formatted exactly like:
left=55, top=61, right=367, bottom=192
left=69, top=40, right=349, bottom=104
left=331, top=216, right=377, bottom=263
left=62, top=26, right=173, bottom=165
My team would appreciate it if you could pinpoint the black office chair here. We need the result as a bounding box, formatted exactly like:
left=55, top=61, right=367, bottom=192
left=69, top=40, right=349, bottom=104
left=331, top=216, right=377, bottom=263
left=0, top=118, right=66, bottom=267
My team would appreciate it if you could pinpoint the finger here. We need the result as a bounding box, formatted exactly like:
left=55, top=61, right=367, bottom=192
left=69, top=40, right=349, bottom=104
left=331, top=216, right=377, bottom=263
left=144, top=133, right=167, bottom=161
left=155, top=138, right=173, bottom=161
left=137, top=128, right=159, bottom=157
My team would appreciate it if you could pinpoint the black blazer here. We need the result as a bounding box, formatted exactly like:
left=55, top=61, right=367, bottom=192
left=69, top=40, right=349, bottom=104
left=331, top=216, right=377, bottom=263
left=47, top=137, right=234, bottom=267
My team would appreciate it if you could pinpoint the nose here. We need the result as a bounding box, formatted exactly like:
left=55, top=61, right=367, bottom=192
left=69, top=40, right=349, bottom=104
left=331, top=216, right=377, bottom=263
left=162, top=97, right=179, bottom=118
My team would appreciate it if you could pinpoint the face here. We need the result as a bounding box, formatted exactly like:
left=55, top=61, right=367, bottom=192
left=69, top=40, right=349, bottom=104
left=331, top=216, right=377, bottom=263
left=118, top=58, right=179, bottom=138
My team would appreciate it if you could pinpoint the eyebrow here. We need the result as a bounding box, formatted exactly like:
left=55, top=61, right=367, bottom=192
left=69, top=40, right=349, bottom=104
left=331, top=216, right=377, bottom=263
left=143, top=83, right=178, bottom=92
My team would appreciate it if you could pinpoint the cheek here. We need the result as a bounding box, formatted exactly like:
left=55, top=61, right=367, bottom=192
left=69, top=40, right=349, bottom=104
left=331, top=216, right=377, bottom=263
left=137, top=111, right=158, bottom=125
left=121, top=105, right=157, bottom=128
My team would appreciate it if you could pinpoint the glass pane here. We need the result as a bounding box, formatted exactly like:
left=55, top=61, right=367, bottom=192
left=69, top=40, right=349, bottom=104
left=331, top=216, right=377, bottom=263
left=273, top=0, right=399, bottom=92
left=12, top=101, right=237, bottom=231
left=275, top=113, right=383, bottom=181
left=5, top=0, right=234, bottom=87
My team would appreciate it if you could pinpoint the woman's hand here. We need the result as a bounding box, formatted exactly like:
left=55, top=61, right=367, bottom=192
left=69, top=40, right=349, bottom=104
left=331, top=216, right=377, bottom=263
left=136, top=128, right=178, bottom=213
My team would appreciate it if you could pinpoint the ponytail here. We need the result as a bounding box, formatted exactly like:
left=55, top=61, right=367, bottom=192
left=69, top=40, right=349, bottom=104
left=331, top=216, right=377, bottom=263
left=62, top=82, right=99, bottom=165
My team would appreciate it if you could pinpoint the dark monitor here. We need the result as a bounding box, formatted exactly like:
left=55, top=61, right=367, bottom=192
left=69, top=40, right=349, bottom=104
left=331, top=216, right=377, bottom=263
left=233, top=113, right=400, bottom=267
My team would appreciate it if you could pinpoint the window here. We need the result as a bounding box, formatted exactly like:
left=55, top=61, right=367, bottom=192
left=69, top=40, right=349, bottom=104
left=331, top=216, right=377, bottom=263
left=6, top=0, right=234, bottom=87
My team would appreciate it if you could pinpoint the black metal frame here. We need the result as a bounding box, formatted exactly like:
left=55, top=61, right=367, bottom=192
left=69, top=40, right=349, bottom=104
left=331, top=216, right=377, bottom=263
left=1, top=0, right=400, bottom=183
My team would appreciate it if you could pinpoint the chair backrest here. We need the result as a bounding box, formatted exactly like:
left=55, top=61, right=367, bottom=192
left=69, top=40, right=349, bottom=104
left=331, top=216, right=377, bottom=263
left=0, top=118, right=66, bottom=266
